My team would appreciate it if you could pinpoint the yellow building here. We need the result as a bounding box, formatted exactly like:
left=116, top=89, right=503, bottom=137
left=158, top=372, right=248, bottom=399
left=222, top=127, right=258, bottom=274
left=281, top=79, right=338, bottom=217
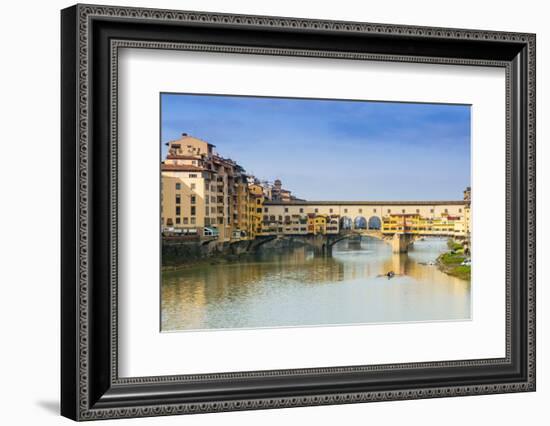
left=381, top=212, right=468, bottom=238
left=247, top=183, right=265, bottom=238
left=235, top=179, right=251, bottom=239
left=431, top=214, right=458, bottom=235
left=306, top=214, right=315, bottom=234
left=382, top=214, right=428, bottom=234
left=313, top=215, right=328, bottom=235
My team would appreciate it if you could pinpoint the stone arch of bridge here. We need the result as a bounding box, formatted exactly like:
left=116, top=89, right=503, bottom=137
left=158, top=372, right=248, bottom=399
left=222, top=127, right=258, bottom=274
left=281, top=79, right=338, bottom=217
left=340, top=216, right=353, bottom=230
left=354, top=216, right=368, bottom=229
left=368, top=215, right=382, bottom=230
left=327, top=229, right=386, bottom=248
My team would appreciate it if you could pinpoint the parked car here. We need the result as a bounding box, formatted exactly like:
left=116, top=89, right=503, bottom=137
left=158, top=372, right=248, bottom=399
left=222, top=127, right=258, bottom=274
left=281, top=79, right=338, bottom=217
left=461, top=259, right=471, bottom=266
left=203, top=227, right=219, bottom=237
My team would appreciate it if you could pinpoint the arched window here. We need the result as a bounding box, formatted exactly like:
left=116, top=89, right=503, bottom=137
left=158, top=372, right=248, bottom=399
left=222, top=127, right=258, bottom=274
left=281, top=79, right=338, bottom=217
left=368, top=216, right=382, bottom=230
left=354, top=216, right=367, bottom=229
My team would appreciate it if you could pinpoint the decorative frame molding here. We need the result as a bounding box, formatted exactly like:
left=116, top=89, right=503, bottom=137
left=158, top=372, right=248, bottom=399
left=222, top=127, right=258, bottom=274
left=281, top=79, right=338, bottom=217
left=61, top=4, right=536, bottom=421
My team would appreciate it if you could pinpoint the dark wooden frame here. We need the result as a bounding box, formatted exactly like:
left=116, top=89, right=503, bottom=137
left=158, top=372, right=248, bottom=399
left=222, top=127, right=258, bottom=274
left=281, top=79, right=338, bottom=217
left=61, top=4, right=536, bottom=421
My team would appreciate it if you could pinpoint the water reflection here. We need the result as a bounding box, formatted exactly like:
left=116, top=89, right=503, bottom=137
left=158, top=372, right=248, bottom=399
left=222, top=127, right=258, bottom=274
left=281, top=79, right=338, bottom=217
left=161, top=238, right=471, bottom=331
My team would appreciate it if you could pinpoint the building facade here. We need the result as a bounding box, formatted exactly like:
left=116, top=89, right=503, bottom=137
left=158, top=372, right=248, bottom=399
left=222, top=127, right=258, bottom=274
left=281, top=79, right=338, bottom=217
left=161, top=133, right=471, bottom=242
left=262, top=200, right=470, bottom=238
left=161, top=134, right=254, bottom=241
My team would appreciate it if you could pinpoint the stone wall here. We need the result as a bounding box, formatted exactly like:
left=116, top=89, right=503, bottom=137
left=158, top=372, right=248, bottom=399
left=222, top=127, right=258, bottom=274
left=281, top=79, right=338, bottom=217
left=162, top=238, right=263, bottom=267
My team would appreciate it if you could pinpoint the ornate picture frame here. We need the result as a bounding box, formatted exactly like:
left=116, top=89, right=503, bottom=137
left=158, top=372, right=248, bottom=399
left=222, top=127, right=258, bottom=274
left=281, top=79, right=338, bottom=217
left=61, top=4, right=535, bottom=421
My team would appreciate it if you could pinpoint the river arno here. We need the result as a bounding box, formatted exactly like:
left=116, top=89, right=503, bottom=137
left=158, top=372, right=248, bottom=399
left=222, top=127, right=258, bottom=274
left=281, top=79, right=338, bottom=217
left=161, top=238, right=471, bottom=331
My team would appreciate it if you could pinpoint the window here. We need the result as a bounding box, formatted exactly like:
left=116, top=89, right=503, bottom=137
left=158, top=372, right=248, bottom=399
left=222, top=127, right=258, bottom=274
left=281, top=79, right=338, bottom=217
left=299, top=208, right=304, bottom=213
left=191, top=206, right=196, bottom=216
left=183, top=217, right=188, bottom=224
left=344, top=208, right=348, bottom=213
left=459, top=208, right=462, bottom=213
left=189, top=174, right=197, bottom=178
left=175, top=218, right=181, bottom=224
left=402, top=209, right=406, bottom=213
left=264, top=207, right=268, bottom=212
left=416, top=209, right=420, bottom=213
left=257, top=199, right=261, bottom=205
left=314, top=208, right=318, bottom=213
left=445, top=208, right=448, bottom=213
left=175, top=206, right=181, bottom=216
left=175, top=194, right=180, bottom=205
left=373, top=208, right=377, bottom=213
left=175, top=183, right=181, bottom=190
left=190, top=183, right=196, bottom=190
left=329, top=208, right=333, bottom=213
left=387, top=209, right=391, bottom=213
left=191, top=217, right=196, bottom=224
left=358, top=208, right=362, bottom=214
left=430, top=209, right=434, bottom=213
left=284, top=208, right=289, bottom=213
left=191, top=195, right=196, bottom=205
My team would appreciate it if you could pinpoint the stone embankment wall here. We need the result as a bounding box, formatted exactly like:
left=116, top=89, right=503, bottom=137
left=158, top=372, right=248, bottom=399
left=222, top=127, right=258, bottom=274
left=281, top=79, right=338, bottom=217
left=162, top=237, right=307, bottom=267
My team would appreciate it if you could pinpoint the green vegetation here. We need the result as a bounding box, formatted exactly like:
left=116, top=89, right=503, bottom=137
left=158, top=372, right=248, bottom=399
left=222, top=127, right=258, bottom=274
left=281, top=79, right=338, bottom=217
left=438, top=240, right=471, bottom=281
left=449, top=265, right=472, bottom=281
left=447, top=240, right=464, bottom=251
left=440, top=252, right=464, bottom=265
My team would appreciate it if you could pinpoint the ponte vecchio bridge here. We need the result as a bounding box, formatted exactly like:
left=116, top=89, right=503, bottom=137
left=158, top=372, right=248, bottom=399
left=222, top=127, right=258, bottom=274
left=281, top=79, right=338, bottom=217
left=260, top=200, right=470, bottom=254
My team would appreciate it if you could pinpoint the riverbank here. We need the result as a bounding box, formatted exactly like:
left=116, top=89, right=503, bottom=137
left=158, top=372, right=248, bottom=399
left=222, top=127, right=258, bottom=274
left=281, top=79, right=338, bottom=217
left=436, top=240, right=471, bottom=281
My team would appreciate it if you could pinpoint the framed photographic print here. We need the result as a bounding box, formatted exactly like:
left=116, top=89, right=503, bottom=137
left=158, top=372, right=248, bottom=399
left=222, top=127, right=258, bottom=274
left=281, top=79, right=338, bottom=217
left=61, top=4, right=536, bottom=421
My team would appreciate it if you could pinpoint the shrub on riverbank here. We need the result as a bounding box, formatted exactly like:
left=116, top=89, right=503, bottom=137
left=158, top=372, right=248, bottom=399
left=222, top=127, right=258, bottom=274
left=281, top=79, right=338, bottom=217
left=438, top=241, right=471, bottom=281
left=449, top=265, right=471, bottom=281
left=447, top=240, right=464, bottom=251
left=440, top=252, right=464, bottom=265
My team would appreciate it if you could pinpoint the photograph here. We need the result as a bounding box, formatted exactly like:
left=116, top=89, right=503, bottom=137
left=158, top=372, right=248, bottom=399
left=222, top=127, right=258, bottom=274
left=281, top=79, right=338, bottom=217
left=160, top=94, right=472, bottom=332
left=57, top=3, right=536, bottom=421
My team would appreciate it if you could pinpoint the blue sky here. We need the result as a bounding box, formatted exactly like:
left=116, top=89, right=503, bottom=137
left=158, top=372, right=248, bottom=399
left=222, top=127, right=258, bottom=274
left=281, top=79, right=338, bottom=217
left=161, top=93, right=470, bottom=201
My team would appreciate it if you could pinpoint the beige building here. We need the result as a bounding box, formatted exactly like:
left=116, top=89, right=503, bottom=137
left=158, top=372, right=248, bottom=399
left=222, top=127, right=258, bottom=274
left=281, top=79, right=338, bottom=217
left=161, top=134, right=251, bottom=241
